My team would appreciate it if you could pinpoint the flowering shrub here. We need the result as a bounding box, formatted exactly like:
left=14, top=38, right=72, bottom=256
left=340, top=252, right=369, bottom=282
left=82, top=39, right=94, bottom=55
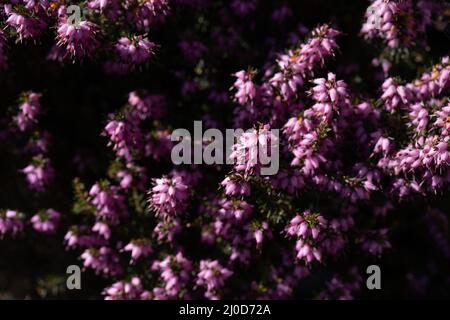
left=0, top=0, right=450, bottom=299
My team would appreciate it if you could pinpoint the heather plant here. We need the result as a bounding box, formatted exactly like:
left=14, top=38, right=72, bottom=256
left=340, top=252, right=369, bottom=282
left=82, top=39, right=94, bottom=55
left=0, top=0, right=449, bottom=299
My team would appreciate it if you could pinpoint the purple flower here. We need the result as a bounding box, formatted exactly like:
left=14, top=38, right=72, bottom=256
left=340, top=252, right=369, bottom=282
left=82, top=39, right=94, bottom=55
left=151, top=252, right=192, bottom=299
left=218, top=198, right=253, bottom=221
left=4, top=4, right=47, bottom=40
left=153, top=218, right=182, bottom=242
left=124, top=0, right=169, bottom=31
left=221, top=174, right=251, bottom=196
left=21, top=157, right=55, bottom=192
left=230, top=124, right=278, bottom=175
left=116, top=170, right=133, bottom=189
left=319, top=267, right=362, bottom=300
left=253, top=222, right=271, bottom=249
left=360, top=228, right=391, bottom=256
left=196, top=260, right=232, bottom=299
left=268, top=25, right=340, bottom=101
left=147, top=175, right=189, bottom=218
left=89, top=183, right=128, bottom=224
left=104, top=120, right=133, bottom=161
left=56, top=19, right=100, bottom=60
left=123, top=239, right=152, bottom=263
left=310, top=73, right=349, bottom=108
left=286, top=210, right=328, bottom=263
left=373, top=136, right=391, bottom=156
left=128, top=91, right=166, bottom=120
left=0, top=210, right=24, bottom=237
left=381, top=77, right=412, bottom=112
left=412, top=57, right=450, bottom=99
left=104, top=277, right=150, bottom=300
left=14, top=92, right=42, bottom=132
left=144, top=129, right=173, bottom=161
left=233, top=70, right=258, bottom=106
left=92, top=221, right=111, bottom=240
left=30, top=208, right=61, bottom=234
left=115, top=36, right=156, bottom=65
left=361, top=0, right=402, bottom=47
left=81, top=246, right=123, bottom=277
left=88, top=0, right=114, bottom=12
left=65, top=225, right=106, bottom=249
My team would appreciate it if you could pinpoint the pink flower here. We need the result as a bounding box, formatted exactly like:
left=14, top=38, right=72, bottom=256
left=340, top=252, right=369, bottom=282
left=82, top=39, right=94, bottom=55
left=254, top=229, right=263, bottom=247
left=81, top=246, right=123, bottom=277
left=89, top=183, right=128, bottom=224
left=117, top=170, right=133, bottom=189
left=0, top=210, right=24, bottom=237
left=233, top=70, right=257, bottom=106
left=123, top=0, right=169, bottom=31
left=218, top=199, right=253, bottom=221
left=147, top=175, right=189, bottom=218
left=144, top=129, right=173, bottom=161
left=268, top=25, right=340, bottom=101
left=128, top=91, right=166, bottom=120
left=153, top=218, right=182, bottom=242
left=31, top=209, right=61, bottom=234
left=361, top=0, right=401, bottom=47
left=56, top=19, right=100, bottom=59
left=373, top=137, right=391, bottom=155
left=151, top=252, right=192, bottom=299
left=310, top=73, right=348, bottom=107
left=104, top=120, right=132, bottom=161
left=230, top=124, right=278, bottom=175
left=4, top=4, right=47, bottom=40
left=115, top=36, right=156, bottom=65
left=221, top=175, right=251, bottom=196
left=21, top=157, right=55, bottom=192
left=361, top=229, right=392, bottom=256
left=254, top=222, right=272, bottom=249
left=286, top=210, right=328, bottom=264
left=88, top=0, right=113, bottom=12
left=92, top=222, right=111, bottom=240
left=14, top=92, right=42, bottom=132
left=123, top=239, right=152, bottom=263
left=104, top=277, right=150, bottom=300
left=196, top=260, right=232, bottom=299
left=381, top=78, right=412, bottom=112
left=65, top=225, right=106, bottom=249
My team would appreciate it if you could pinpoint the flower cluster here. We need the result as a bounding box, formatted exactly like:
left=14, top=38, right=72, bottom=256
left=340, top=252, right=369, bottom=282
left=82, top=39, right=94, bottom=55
left=361, top=0, right=445, bottom=48
left=0, top=210, right=24, bottom=237
left=104, top=277, right=151, bottom=300
left=196, top=260, right=233, bottom=300
left=147, top=175, right=189, bottom=218
left=30, top=208, right=61, bottom=234
left=1, top=0, right=168, bottom=67
left=285, top=210, right=327, bottom=263
left=151, top=252, right=193, bottom=299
